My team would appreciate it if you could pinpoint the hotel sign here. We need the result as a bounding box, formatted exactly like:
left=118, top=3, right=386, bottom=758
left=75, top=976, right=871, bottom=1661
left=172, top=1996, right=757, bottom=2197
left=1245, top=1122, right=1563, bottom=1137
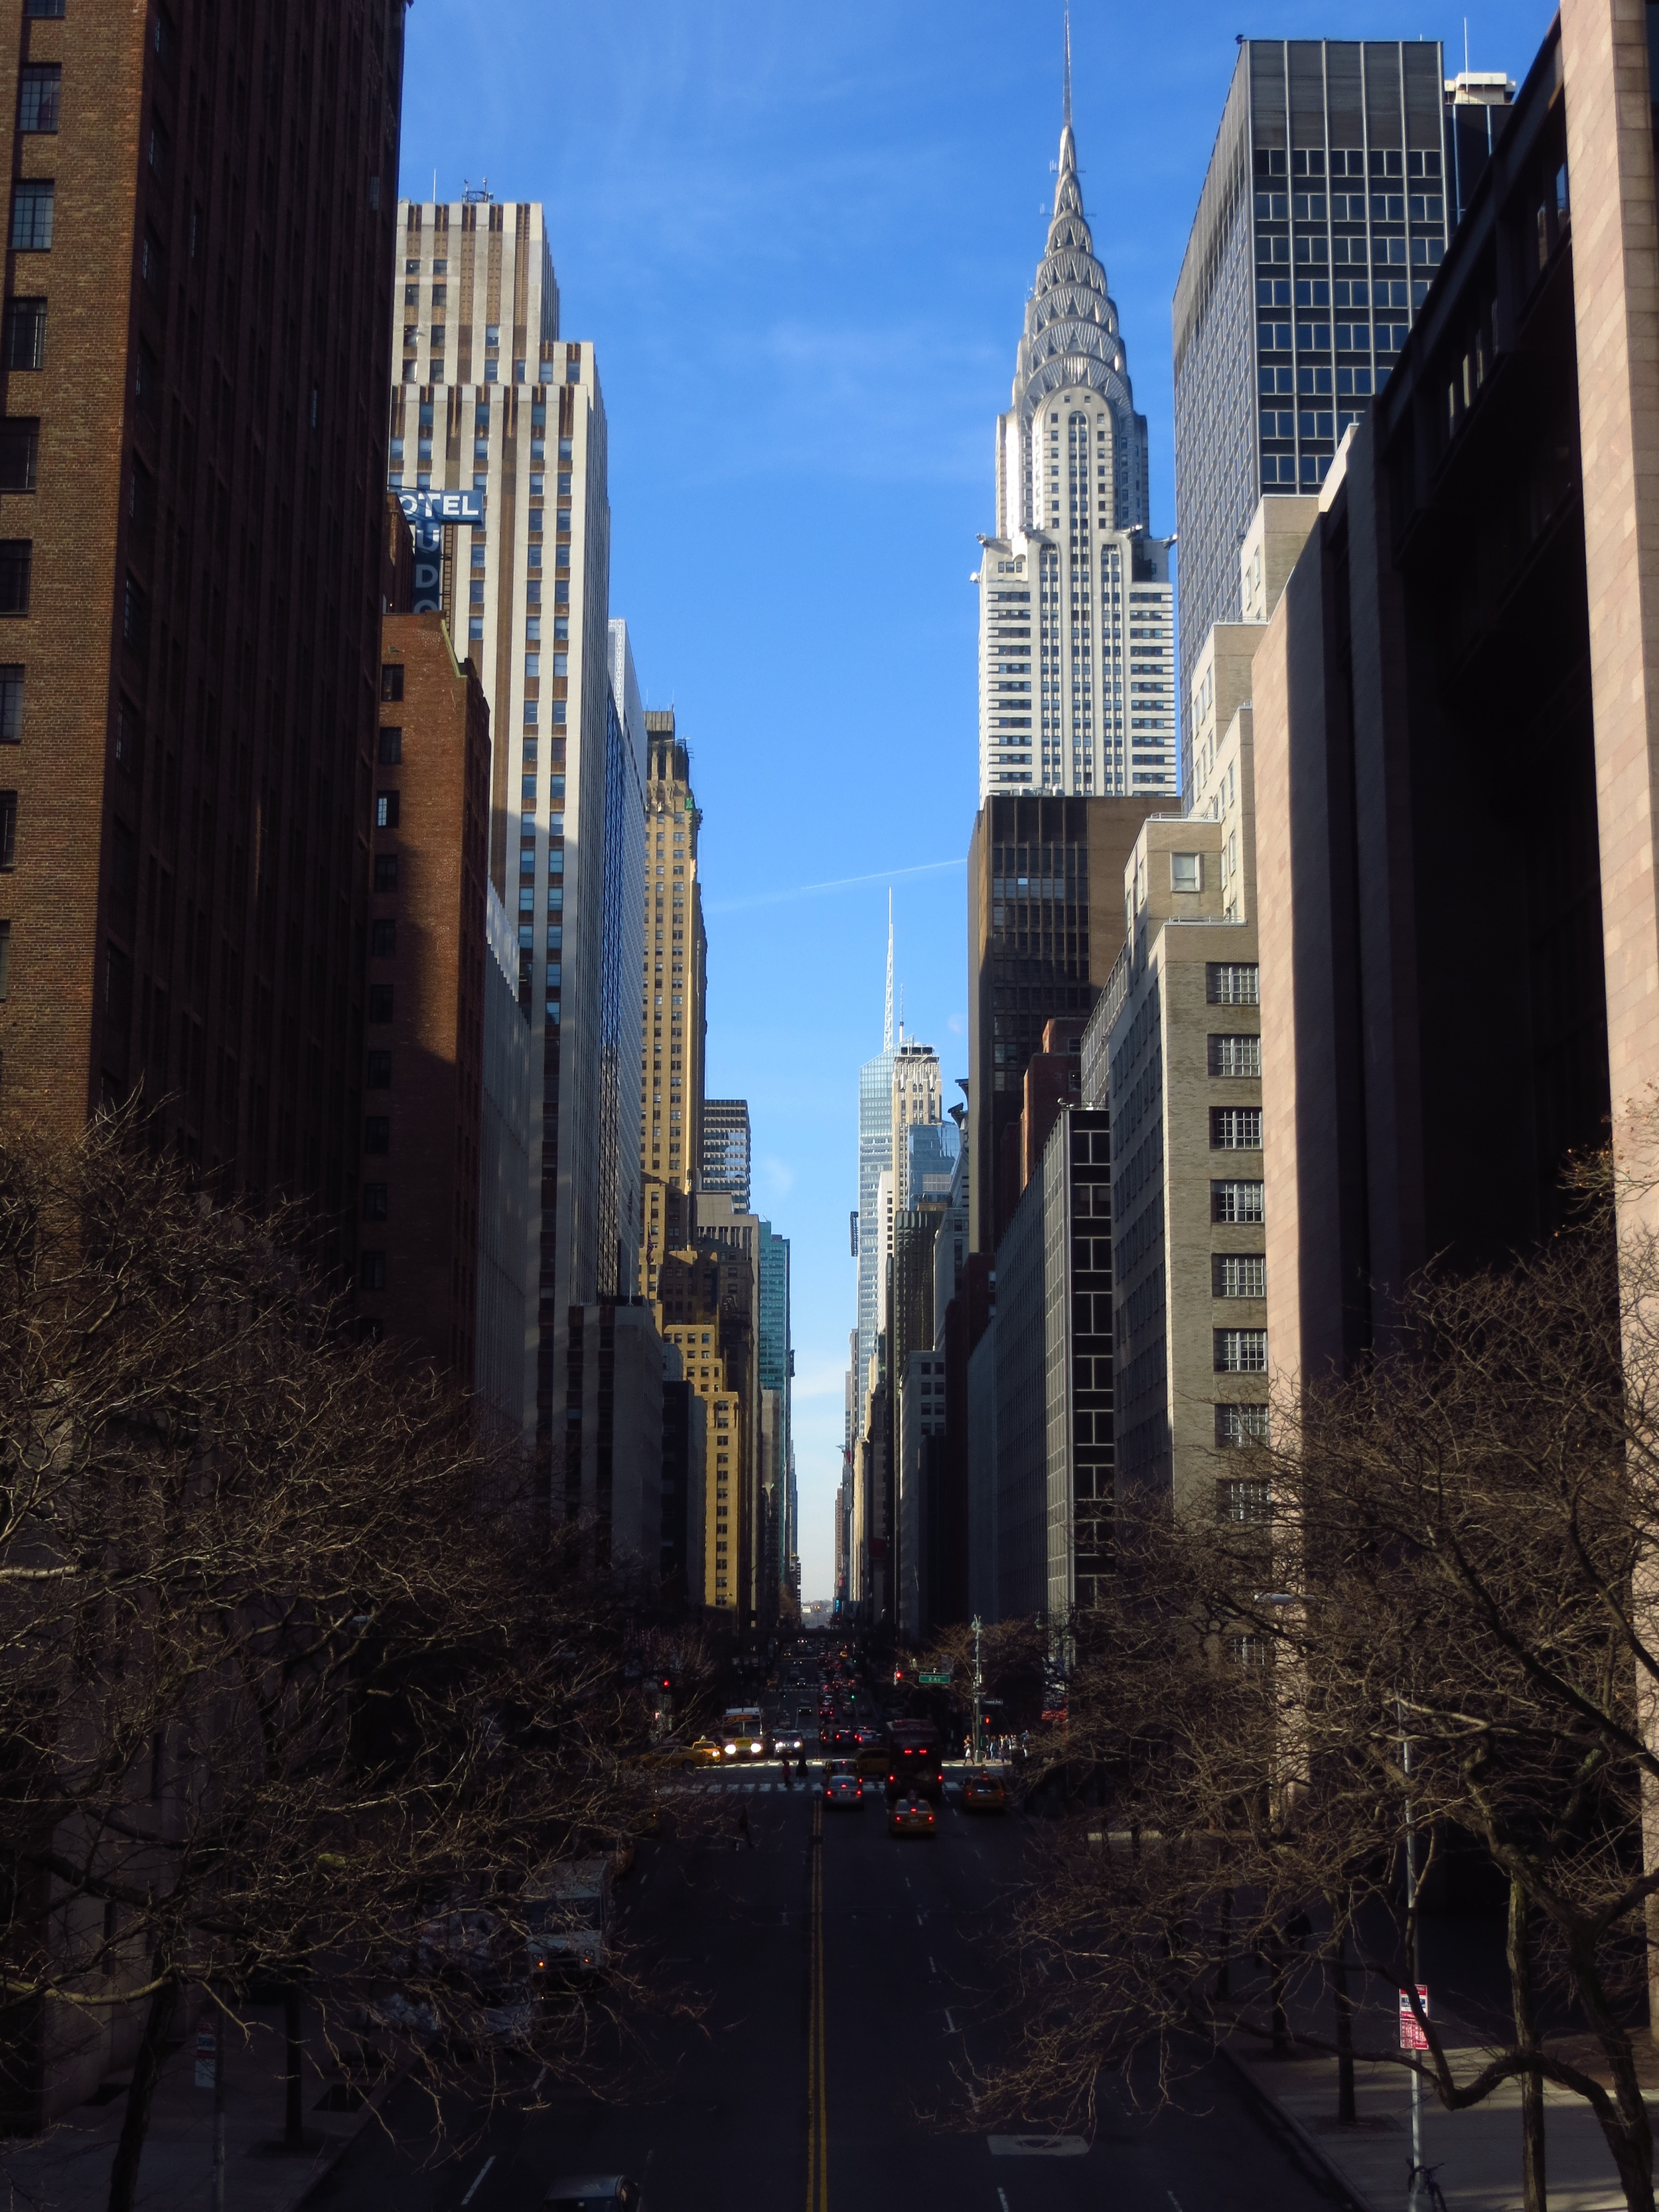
left=394, top=487, right=484, bottom=525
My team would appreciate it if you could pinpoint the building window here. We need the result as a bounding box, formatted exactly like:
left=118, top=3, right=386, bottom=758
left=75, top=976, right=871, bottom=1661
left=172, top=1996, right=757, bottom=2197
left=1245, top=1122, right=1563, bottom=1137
left=25, top=0, right=66, bottom=15
left=0, top=790, right=13, bottom=867
left=0, top=419, right=39, bottom=493
left=362, top=1183, right=388, bottom=1222
left=368, top=984, right=394, bottom=1023
left=375, top=790, right=399, bottom=829
left=18, top=64, right=61, bottom=133
left=122, top=573, right=148, bottom=652
left=360, top=1250, right=387, bottom=1291
left=0, top=542, right=31, bottom=615
left=378, top=726, right=402, bottom=765
left=0, top=667, right=21, bottom=742
left=363, top=1116, right=390, bottom=1155
left=1210, top=1107, right=1262, bottom=1150
left=0, top=919, right=9, bottom=998
left=373, top=854, right=398, bottom=893
left=1208, top=1033, right=1261, bottom=1078
left=115, top=698, right=142, bottom=776
left=1215, top=1328, right=1267, bottom=1372
left=10, top=182, right=53, bottom=252
left=1217, top=1406, right=1271, bottom=1451
left=1227, top=1633, right=1269, bottom=1668
left=370, top=919, right=396, bottom=957
left=365, top=1050, right=392, bottom=1088
left=1212, top=1179, right=1264, bottom=1223
left=3, top=299, right=44, bottom=370
left=1212, top=1253, right=1265, bottom=1298
left=380, top=662, right=404, bottom=702
left=1170, top=851, right=1202, bottom=891
left=1206, top=961, right=1260, bottom=1005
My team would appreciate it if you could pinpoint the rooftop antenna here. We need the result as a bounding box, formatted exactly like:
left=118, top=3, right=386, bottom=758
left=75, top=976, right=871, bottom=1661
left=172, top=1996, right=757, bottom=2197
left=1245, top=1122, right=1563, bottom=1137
left=431, top=167, right=437, bottom=202
left=1463, top=16, right=1470, bottom=72
left=1063, top=5, right=1073, bottom=131
left=884, top=891, right=895, bottom=1053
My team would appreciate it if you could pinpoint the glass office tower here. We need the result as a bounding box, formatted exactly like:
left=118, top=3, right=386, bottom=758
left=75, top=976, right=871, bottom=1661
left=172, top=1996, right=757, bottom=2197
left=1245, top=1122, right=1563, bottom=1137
left=1172, top=41, right=1449, bottom=795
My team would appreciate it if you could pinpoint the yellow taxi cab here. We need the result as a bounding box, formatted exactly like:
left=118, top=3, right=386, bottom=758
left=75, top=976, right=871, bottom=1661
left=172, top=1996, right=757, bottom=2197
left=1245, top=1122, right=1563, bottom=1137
left=888, top=1793, right=938, bottom=1839
left=646, top=1735, right=723, bottom=1771
left=962, top=1769, right=1009, bottom=1814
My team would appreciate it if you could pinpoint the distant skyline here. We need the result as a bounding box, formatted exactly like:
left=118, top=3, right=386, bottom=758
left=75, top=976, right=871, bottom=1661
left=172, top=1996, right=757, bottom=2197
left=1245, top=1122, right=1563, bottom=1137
left=397, top=0, right=1550, bottom=1597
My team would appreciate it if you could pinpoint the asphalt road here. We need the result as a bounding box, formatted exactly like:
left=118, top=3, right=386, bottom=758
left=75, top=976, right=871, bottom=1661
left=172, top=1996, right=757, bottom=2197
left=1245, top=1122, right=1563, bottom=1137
left=301, top=1734, right=1350, bottom=2212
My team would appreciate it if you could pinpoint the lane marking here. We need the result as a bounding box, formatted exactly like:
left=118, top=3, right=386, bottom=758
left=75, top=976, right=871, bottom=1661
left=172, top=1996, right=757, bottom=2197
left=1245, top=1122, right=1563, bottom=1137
left=998, top=2195, right=1011, bottom=2212
left=944, top=2008, right=958, bottom=2033
left=461, top=2154, right=496, bottom=2203
left=928, top=1956, right=938, bottom=1974
left=1169, top=2195, right=1185, bottom=2212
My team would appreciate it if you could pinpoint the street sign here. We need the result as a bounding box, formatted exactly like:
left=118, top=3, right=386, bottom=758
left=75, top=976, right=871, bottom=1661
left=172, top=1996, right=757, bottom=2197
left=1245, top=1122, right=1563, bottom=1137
left=918, top=1671, right=952, bottom=1686
left=1398, top=1985, right=1430, bottom=2051
left=194, top=2029, right=217, bottom=2088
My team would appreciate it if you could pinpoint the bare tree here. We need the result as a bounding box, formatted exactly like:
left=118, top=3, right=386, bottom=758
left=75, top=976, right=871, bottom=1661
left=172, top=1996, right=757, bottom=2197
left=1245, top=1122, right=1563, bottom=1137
left=0, top=1110, right=685, bottom=2211
left=983, top=1179, right=1659, bottom=2212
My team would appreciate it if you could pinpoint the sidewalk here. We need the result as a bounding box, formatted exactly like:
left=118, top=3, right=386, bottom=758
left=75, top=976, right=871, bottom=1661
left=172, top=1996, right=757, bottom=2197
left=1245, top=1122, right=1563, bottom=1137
left=0, top=2000, right=396, bottom=2212
left=1222, top=1965, right=1647, bottom=2212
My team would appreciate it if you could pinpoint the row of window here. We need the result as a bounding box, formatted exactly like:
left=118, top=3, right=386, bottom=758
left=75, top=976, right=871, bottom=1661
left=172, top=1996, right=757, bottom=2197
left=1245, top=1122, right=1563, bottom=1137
left=1254, top=146, right=1441, bottom=182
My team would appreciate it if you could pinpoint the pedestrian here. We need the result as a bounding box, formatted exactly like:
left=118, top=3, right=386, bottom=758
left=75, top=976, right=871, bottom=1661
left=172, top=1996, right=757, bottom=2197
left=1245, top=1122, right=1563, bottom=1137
left=798, top=1749, right=808, bottom=1784
left=782, top=1756, right=793, bottom=1789
left=735, top=1805, right=754, bottom=1852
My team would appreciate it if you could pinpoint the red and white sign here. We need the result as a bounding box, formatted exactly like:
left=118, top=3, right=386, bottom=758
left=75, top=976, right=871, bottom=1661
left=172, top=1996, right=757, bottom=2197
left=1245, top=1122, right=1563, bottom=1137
left=1398, top=1985, right=1430, bottom=2051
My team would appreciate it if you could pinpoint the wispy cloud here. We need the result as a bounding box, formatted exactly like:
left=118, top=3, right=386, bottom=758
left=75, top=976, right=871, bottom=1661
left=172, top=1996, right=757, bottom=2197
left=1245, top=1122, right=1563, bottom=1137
left=706, top=856, right=964, bottom=917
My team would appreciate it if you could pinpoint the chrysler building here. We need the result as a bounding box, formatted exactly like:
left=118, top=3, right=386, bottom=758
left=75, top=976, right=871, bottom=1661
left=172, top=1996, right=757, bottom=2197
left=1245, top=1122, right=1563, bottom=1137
left=977, top=45, right=1177, bottom=800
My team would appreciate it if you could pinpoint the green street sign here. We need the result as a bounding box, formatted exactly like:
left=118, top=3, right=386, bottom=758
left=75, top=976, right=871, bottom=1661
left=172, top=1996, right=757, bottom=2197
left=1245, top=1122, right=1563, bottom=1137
left=917, top=1671, right=952, bottom=1686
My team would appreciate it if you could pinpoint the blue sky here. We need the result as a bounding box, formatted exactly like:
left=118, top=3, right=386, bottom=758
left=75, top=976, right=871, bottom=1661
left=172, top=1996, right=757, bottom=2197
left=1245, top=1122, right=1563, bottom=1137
left=399, top=0, right=1551, bottom=1601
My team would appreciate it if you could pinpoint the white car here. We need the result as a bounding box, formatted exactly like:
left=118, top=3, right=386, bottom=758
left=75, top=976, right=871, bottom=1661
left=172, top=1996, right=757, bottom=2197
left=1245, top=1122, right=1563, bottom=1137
left=823, top=1766, right=863, bottom=1806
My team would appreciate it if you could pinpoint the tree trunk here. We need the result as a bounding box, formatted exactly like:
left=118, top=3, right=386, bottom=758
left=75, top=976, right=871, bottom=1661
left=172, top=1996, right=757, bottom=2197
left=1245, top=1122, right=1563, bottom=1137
left=1506, top=1877, right=1546, bottom=2212
left=283, top=1982, right=304, bottom=2150
left=107, top=1972, right=179, bottom=2212
left=1571, top=1946, right=1654, bottom=2212
left=1332, top=1922, right=1356, bottom=2125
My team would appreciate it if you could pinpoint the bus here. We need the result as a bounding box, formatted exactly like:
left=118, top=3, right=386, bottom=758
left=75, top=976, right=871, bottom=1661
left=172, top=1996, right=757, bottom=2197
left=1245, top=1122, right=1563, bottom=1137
left=721, top=1706, right=768, bottom=1759
left=885, top=1720, right=943, bottom=1801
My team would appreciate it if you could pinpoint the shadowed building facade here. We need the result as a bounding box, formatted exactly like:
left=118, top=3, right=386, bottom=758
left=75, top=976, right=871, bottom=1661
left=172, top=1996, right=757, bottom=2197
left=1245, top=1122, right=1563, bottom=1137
left=0, top=0, right=407, bottom=1274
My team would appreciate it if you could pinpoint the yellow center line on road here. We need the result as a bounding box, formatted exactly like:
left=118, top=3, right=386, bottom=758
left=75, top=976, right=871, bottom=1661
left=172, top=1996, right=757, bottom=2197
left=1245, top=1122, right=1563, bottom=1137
left=807, top=1794, right=828, bottom=2211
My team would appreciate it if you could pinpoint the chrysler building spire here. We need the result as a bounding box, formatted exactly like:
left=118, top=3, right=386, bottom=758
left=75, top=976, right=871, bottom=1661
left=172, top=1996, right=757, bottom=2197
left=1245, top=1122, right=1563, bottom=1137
left=974, top=38, right=1177, bottom=803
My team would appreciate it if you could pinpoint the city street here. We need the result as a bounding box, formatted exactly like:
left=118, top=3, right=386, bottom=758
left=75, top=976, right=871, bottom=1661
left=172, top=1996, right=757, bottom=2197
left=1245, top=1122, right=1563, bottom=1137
left=303, top=1671, right=1346, bottom=2212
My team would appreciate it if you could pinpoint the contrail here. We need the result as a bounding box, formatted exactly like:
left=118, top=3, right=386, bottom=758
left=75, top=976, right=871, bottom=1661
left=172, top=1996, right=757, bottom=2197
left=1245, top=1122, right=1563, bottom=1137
left=705, top=856, right=964, bottom=916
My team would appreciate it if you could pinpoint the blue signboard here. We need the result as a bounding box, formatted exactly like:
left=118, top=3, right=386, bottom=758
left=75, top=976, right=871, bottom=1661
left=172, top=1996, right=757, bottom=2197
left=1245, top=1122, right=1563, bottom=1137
left=395, top=487, right=484, bottom=526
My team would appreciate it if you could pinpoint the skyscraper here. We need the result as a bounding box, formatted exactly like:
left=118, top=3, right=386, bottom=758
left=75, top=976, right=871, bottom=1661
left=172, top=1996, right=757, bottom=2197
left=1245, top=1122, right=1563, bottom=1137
left=758, top=1220, right=794, bottom=1613
left=638, top=709, right=707, bottom=1295
left=599, top=619, right=647, bottom=1298
left=702, top=1098, right=751, bottom=1210
left=967, top=796, right=1152, bottom=1258
left=1172, top=40, right=1452, bottom=794
left=855, top=908, right=900, bottom=1404
left=976, top=42, right=1177, bottom=801
left=0, top=1, right=407, bottom=1248
left=390, top=194, right=611, bottom=1489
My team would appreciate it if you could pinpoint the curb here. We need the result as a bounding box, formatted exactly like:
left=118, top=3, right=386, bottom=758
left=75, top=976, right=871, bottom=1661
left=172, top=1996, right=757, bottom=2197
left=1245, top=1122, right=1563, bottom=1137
left=1217, top=2042, right=1383, bottom=2212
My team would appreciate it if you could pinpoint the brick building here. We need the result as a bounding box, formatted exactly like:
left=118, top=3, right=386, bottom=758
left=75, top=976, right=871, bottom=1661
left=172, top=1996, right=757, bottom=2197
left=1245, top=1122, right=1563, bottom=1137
left=356, top=613, right=492, bottom=1385
left=0, top=0, right=406, bottom=1270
